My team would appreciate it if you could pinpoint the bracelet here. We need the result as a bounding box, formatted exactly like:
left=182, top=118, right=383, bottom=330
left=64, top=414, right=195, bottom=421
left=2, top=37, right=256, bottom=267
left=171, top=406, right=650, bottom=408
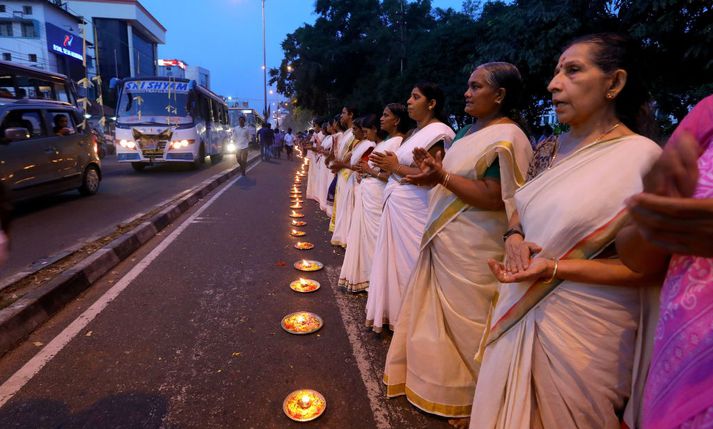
left=542, top=258, right=559, bottom=284
left=395, top=165, right=403, bottom=176
left=441, top=172, right=451, bottom=188
left=502, top=228, right=524, bottom=242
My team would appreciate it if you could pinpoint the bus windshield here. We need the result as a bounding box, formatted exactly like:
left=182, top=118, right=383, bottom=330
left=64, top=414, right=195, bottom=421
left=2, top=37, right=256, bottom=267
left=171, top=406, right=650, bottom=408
left=117, top=80, right=192, bottom=125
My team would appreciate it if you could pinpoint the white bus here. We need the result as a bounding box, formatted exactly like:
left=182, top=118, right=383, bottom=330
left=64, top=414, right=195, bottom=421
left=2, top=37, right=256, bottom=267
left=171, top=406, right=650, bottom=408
left=113, top=77, right=230, bottom=171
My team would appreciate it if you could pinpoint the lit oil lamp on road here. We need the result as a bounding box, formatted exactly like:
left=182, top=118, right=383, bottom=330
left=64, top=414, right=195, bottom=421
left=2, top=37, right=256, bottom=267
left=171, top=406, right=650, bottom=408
left=283, top=389, right=326, bottom=422
left=291, top=220, right=307, bottom=227
left=294, top=259, right=323, bottom=271
left=281, top=311, right=323, bottom=334
left=294, top=241, right=314, bottom=250
left=290, top=203, right=303, bottom=209
left=290, top=229, right=306, bottom=237
left=289, top=211, right=304, bottom=218
left=289, top=278, right=320, bottom=292
left=290, top=198, right=303, bottom=203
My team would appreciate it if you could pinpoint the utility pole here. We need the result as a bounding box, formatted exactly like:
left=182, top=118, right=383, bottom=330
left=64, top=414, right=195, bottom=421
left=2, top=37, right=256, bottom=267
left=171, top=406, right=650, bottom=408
left=262, top=0, right=268, bottom=121
left=399, top=0, right=405, bottom=75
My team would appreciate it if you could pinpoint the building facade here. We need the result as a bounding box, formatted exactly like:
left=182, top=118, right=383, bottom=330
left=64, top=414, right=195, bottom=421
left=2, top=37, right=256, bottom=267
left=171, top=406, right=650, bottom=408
left=0, top=0, right=87, bottom=81
left=157, top=58, right=186, bottom=79
left=185, top=65, right=209, bottom=89
left=65, top=0, right=165, bottom=107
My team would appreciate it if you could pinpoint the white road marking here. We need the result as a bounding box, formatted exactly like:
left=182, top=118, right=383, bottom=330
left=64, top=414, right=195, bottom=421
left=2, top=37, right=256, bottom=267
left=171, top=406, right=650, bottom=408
left=0, top=164, right=258, bottom=408
left=324, top=266, right=392, bottom=429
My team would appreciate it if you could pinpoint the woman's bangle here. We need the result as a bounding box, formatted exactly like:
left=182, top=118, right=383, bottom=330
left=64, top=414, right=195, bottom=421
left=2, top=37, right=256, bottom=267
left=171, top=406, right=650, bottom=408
left=542, top=258, right=559, bottom=284
left=441, top=172, right=451, bottom=188
left=395, top=165, right=402, bottom=176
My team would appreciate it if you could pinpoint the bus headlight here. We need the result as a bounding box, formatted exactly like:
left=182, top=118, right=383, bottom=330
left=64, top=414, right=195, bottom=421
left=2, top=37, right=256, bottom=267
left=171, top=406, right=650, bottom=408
left=226, top=142, right=236, bottom=153
left=170, top=139, right=194, bottom=149
left=120, top=139, right=136, bottom=149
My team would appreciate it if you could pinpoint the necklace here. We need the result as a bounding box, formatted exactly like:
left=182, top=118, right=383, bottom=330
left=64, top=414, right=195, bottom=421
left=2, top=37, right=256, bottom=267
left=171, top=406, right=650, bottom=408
left=548, top=122, right=620, bottom=169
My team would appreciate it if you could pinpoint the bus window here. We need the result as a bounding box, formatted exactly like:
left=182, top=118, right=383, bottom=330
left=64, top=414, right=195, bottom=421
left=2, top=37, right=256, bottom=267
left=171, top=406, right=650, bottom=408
left=53, top=82, right=70, bottom=103
left=0, top=74, right=14, bottom=98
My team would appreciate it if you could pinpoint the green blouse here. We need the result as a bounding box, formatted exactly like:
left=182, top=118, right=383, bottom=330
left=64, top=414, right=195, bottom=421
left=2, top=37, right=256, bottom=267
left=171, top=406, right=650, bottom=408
left=453, top=125, right=501, bottom=180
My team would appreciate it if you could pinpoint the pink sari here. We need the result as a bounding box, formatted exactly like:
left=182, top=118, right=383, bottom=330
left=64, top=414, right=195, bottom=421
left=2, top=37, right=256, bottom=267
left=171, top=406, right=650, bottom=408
left=643, top=95, right=713, bottom=429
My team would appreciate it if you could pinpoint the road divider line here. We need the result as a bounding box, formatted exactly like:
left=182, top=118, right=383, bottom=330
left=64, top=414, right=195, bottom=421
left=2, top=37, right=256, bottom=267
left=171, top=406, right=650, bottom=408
left=324, top=266, right=392, bottom=429
left=0, top=163, right=258, bottom=408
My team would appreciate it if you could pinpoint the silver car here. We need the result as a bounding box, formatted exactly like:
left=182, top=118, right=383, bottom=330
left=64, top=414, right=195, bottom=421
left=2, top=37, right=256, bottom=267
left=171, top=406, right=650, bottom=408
left=0, top=100, right=101, bottom=202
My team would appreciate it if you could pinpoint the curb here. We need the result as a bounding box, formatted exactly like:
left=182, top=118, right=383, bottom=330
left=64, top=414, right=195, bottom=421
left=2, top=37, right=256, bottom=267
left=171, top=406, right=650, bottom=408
left=0, top=154, right=260, bottom=357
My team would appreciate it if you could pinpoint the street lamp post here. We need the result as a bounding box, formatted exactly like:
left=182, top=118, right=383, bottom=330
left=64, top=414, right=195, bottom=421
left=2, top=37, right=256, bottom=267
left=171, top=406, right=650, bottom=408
left=262, top=0, right=268, bottom=122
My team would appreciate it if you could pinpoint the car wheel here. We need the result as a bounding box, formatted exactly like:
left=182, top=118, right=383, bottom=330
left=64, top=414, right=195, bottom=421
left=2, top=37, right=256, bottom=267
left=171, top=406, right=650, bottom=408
left=78, top=165, right=101, bottom=196
left=210, top=154, right=223, bottom=164
left=131, top=162, right=146, bottom=171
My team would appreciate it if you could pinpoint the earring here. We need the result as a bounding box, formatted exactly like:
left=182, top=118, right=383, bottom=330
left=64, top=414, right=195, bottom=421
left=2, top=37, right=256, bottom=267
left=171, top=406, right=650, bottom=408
left=607, top=93, right=614, bottom=99
left=428, top=106, right=433, bottom=110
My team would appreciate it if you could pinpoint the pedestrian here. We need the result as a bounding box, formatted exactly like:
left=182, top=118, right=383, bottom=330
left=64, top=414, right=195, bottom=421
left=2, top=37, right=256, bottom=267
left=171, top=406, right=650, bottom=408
left=383, top=64, right=533, bottom=424
left=0, top=183, right=10, bottom=268
left=472, top=33, right=662, bottom=429
left=257, top=123, right=274, bottom=161
left=329, top=106, right=358, bottom=246
left=366, top=83, right=454, bottom=333
left=233, top=116, right=250, bottom=175
left=284, top=128, right=295, bottom=160
left=274, top=128, right=284, bottom=159
left=616, top=94, right=713, bottom=429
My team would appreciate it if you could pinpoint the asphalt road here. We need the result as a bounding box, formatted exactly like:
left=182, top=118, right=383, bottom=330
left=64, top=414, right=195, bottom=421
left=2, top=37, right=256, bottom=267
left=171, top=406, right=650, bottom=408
left=1, top=153, right=246, bottom=281
left=0, top=157, right=451, bottom=428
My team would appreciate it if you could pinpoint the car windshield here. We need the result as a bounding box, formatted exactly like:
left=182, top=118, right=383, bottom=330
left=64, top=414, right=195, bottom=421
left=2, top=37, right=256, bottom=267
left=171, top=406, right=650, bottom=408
left=116, top=81, right=192, bottom=125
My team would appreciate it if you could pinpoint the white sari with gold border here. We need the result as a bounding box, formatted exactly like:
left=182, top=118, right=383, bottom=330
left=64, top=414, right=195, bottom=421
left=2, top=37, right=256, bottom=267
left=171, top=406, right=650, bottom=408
left=366, top=122, right=455, bottom=332
left=470, top=135, right=662, bottom=429
left=383, top=123, right=532, bottom=417
left=331, top=133, right=366, bottom=247
left=339, top=136, right=403, bottom=291
left=329, top=129, right=354, bottom=234
left=319, top=134, right=337, bottom=216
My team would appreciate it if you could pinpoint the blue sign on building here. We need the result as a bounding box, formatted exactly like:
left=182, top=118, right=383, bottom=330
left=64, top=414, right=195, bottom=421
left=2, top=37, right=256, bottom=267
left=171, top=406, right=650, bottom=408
left=45, top=22, right=84, bottom=62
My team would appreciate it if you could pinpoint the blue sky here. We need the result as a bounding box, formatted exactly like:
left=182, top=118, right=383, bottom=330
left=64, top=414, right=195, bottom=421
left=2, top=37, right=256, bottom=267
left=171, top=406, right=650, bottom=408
left=141, top=0, right=465, bottom=115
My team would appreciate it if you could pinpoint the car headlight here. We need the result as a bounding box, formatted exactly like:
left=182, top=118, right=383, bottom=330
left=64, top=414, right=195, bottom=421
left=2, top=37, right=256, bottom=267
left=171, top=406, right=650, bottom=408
left=226, top=143, right=236, bottom=152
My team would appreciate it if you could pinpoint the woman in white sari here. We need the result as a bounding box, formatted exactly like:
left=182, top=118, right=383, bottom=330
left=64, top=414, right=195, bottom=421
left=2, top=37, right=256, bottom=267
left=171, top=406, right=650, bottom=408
left=305, top=121, right=322, bottom=202
left=366, top=82, right=455, bottom=333
left=471, top=33, right=663, bottom=429
left=321, top=117, right=342, bottom=218
left=339, top=104, right=412, bottom=292
left=383, top=63, right=533, bottom=425
left=330, top=116, right=362, bottom=247
left=329, top=107, right=356, bottom=238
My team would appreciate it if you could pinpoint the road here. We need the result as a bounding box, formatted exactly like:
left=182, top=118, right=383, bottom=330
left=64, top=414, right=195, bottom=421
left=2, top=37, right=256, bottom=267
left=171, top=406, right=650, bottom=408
left=0, top=157, right=451, bottom=428
left=1, top=153, right=246, bottom=281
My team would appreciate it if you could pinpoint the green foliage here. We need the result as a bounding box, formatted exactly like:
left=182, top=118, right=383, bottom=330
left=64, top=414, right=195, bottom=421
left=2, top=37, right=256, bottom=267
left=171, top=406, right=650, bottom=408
left=270, top=0, right=713, bottom=130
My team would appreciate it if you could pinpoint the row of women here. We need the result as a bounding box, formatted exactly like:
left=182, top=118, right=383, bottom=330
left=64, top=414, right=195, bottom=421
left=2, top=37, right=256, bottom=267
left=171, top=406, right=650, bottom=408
left=303, top=32, right=713, bottom=429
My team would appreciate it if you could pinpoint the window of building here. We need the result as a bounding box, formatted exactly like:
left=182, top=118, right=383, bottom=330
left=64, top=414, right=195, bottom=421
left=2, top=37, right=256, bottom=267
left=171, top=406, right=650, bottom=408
left=21, top=22, right=36, bottom=38
left=28, top=53, right=36, bottom=62
left=2, top=52, right=10, bottom=61
left=0, top=21, right=12, bottom=37
left=22, top=5, right=32, bottom=15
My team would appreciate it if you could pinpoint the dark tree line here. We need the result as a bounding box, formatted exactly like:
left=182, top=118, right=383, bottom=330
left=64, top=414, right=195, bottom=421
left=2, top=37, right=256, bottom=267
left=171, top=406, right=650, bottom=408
left=270, top=0, right=712, bottom=132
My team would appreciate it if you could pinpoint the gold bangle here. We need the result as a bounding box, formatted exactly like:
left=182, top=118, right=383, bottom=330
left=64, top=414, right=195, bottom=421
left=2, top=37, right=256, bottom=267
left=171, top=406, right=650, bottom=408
left=542, top=258, right=559, bottom=284
left=395, top=165, right=402, bottom=176
left=441, top=172, right=451, bottom=188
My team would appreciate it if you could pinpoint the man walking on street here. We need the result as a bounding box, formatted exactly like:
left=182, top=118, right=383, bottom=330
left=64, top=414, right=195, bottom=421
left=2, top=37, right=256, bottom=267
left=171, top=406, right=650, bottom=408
left=274, top=128, right=284, bottom=159
left=257, top=123, right=275, bottom=161
left=233, top=116, right=250, bottom=175
left=284, top=128, right=294, bottom=160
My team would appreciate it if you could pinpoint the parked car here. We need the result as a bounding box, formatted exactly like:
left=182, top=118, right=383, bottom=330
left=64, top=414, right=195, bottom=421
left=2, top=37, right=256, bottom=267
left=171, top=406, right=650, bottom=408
left=0, top=99, right=101, bottom=202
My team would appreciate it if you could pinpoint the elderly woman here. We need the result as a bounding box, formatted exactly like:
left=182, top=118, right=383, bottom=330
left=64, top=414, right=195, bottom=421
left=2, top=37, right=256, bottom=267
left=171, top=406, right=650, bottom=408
left=366, top=82, right=455, bottom=333
left=615, top=94, right=713, bottom=429
left=471, top=33, right=663, bottom=429
left=383, top=63, right=532, bottom=424
left=339, top=106, right=411, bottom=292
